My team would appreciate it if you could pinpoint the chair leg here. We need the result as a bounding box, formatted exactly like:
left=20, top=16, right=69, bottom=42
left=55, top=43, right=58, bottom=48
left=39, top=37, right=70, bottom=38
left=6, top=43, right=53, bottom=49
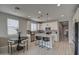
left=39, top=40, right=42, bottom=47
left=11, top=43, right=13, bottom=54
left=36, top=40, right=40, bottom=46
left=8, top=43, right=9, bottom=53
left=47, top=42, right=50, bottom=50
left=23, top=41, right=26, bottom=53
left=23, top=46, right=25, bottom=53
left=46, top=42, right=48, bottom=48
left=45, top=42, right=46, bottom=47
left=41, top=41, right=44, bottom=48
left=42, top=41, right=44, bottom=47
left=38, top=40, right=39, bottom=46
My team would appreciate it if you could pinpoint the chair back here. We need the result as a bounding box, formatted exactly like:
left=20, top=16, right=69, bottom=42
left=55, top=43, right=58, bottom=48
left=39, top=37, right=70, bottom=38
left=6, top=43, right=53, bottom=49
left=43, top=37, right=50, bottom=42
left=36, top=36, right=42, bottom=40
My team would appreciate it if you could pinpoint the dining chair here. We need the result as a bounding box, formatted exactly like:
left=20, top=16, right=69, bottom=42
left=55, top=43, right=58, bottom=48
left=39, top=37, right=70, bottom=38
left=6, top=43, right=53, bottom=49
left=8, top=40, right=18, bottom=54
left=17, top=39, right=28, bottom=53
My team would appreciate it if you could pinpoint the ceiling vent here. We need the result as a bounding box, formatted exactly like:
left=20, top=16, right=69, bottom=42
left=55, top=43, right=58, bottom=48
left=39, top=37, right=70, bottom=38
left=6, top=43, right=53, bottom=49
left=15, top=7, right=20, bottom=10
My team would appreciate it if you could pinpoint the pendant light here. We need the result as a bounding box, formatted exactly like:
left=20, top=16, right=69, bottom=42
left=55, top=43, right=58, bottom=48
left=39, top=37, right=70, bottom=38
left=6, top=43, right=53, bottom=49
left=46, top=13, right=48, bottom=26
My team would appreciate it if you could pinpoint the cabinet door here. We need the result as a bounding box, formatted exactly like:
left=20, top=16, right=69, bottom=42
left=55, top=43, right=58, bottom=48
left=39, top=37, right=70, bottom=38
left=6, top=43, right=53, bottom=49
left=31, top=34, right=35, bottom=42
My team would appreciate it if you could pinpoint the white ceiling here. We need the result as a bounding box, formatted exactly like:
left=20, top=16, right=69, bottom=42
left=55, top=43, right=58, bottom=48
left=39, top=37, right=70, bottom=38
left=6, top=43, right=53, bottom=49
left=0, top=4, right=78, bottom=22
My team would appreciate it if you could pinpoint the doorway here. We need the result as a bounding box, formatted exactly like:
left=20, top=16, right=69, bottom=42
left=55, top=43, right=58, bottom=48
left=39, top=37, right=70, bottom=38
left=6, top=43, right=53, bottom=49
left=59, top=21, right=69, bottom=41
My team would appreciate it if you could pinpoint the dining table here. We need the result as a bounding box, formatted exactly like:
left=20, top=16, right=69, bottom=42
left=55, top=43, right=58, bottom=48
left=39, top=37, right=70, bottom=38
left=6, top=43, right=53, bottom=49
left=8, top=36, right=28, bottom=54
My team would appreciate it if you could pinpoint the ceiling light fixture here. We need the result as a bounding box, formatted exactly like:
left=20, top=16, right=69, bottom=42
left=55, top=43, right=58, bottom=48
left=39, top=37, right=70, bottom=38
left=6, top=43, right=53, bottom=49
left=28, top=16, right=31, bottom=18
left=46, top=13, right=49, bottom=26
left=38, top=11, right=42, bottom=14
left=57, top=4, right=61, bottom=7
left=37, top=10, right=43, bottom=20
left=61, top=15, right=64, bottom=17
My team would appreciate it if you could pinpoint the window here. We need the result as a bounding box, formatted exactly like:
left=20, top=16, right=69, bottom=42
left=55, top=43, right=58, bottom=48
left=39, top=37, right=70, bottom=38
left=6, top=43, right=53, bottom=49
left=31, top=22, right=37, bottom=31
left=7, top=19, right=19, bottom=35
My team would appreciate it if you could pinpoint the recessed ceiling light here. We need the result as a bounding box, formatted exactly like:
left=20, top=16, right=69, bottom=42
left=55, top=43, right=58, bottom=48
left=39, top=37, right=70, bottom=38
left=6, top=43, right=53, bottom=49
left=38, top=11, right=42, bottom=14
left=57, top=4, right=61, bottom=7
left=28, top=16, right=31, bottom=18
left=61, top=15, right=64, bottom=17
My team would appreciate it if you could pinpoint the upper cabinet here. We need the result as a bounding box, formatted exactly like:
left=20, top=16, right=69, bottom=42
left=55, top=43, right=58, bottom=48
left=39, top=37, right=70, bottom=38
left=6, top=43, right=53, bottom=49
left=73, top=8, right=79, bottom=22
left=39, top=21, right=58, bottom=31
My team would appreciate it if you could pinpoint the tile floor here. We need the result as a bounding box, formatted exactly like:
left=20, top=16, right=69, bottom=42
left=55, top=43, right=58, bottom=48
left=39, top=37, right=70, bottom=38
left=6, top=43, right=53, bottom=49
left=0, top=41, right=74, bottom=55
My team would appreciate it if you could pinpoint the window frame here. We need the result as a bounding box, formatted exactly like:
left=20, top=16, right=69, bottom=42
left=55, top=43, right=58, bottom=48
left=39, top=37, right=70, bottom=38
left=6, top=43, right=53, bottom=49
left=31, top=22, right=38, bottom=31
left=7, top=18, right=19, bottom=35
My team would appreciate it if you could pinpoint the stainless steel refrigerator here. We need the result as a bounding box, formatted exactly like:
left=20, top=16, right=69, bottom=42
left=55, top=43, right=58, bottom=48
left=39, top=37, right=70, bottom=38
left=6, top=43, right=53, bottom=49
left=75, top=23, right=79, bottom=55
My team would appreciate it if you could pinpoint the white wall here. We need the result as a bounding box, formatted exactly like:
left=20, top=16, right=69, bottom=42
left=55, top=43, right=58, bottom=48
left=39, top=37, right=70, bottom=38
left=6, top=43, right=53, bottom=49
left=0, top=13, right=8, bottom=37
left=68, top=8, right=79, bottom=45
left=26, top=21, right=31, bottom=30
left=19, top=19, right=27, bottom=36
left=69, top=20, right=74, bottom=44
left=0, top=12, right=28, bottom=37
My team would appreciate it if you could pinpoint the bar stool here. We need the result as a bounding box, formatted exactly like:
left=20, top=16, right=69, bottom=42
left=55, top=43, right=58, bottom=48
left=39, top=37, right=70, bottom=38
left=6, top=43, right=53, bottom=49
left=36, top=36, right=42, bottom=47
left=43, top=37, right=50, bottom=48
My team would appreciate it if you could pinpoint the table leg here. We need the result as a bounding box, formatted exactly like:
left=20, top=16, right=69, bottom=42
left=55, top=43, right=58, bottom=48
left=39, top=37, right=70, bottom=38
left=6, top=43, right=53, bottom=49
left=8, top=43, right=9, bottom=53
left=27, top=40, right=28, bottom=50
